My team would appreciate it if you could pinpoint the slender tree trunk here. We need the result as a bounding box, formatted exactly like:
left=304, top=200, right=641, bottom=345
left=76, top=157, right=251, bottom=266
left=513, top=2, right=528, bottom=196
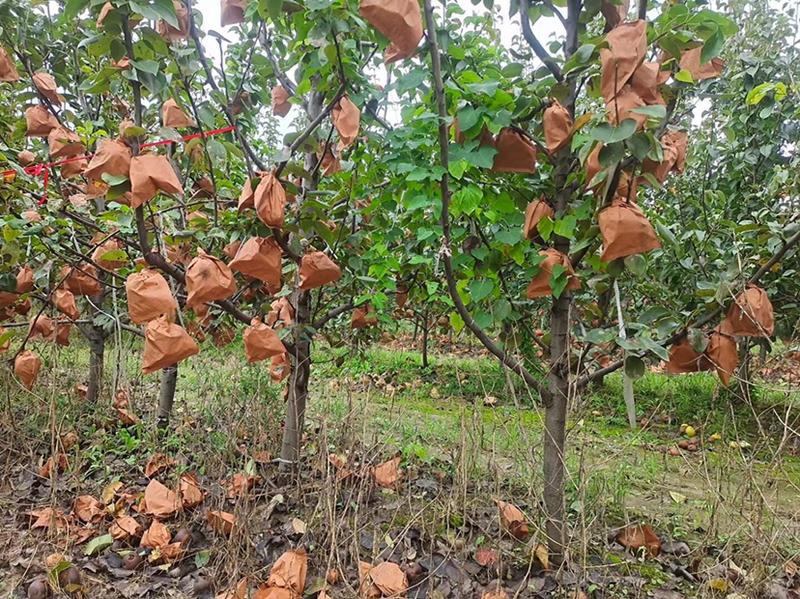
left=421, top=310, right=429, bottom=368
left=157, top=366, right=178, bottom=427
left=86, top=332, right=105, bottom=403
left=280, top=290, right=312, bottom=463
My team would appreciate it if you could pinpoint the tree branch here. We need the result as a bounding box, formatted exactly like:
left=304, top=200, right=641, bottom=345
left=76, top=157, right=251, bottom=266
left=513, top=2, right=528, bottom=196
left=423, top=0, right=549, bottom=399
left=519, top=0, right=563, bottom=82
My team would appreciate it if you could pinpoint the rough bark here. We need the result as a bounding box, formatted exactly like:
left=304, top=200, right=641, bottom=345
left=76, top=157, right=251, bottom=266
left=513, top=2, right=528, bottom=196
left=157, top=366, right=178, bottom=427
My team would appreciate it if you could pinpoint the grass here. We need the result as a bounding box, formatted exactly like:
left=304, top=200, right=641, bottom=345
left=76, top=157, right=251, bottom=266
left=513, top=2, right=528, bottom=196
left=3, top=333, right=800, bottom=596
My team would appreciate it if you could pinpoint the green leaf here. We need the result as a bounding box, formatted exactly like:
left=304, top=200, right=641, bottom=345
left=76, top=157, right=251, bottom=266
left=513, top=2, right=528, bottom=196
left=266, top=0, right=283, bottom=19
left=675, top=69, right=694, bottom=83
left=626, top=133, right=651, bottom=160
left=451, top=185, right=483, bottom=216
left=598, top=142, right=624, bottom=167
left=131, top=59, right=159, bottom=75
left=624, top=355, right=645, bottom=379
left=553, top=214, right=577, bottom=239
left=629, top=105, right=667, bottom=120
left=550, top=264, right=568, bottom=299
left=85, top=534, right=113, bottom=556
left=195, top=549, right=211, bottom=569
left=469, top=279, right=494, bottom=302
left=457, top=106, right=481, bottom=132
left=701, top=27, right=724, bottom=64
left=624, top=254, right=647, bottom=276
left=101, top=173, right=129, bottom=186
left=655, top=222, right=677, bottom=246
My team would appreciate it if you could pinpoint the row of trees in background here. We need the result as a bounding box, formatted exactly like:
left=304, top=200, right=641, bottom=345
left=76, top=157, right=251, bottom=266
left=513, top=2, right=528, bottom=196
left=1, top=0, right=798, bottom=563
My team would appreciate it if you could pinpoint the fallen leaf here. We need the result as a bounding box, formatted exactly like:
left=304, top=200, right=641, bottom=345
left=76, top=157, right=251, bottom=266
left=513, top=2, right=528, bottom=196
left=109, top=515, right=143, bottom=541
left=534, top=543, right=549, bottom=570
left=75, top=383, right=88, bottom=399
left=180, top=472, right=204, bottom=508
left=215, top=578, right=249, bottom=599
left=38, top=454, right=68, bottom=478
left=482, top=591, right=509, bottom=599
left=113, top=387, right=130, bottom=408
left=158, top=541, right=185, bottom=563
left=368, top=561, right=408, bottom=597
left=285, top=517, right=306, bottom=535
left=373, top=456, right=401, bottom=488
left=225, top=472, right=258, bottom=498
left=140, top=519, right=171, bottom=549
left=358, top=561, right=381, bottom=599
left=143, top=479, right=181, bottom=518
left=73, top=495, right=106, bottom=523
left=616, top=524, right=661, bottom=557
left=144, top=453, right=175, bottom=478
left=474, top=548, right=498, bottom=567
left=29, top=507, right=69, bottom=531
left=669, top=491, right=687, bottom=504
left=253, top=586, right=294, bottom=598
left=495, top=499, right=529, bottom=540
left=707, top=578, right=729, bottom=592
left=266, top=548, right=307, bottom=594
left=72, top=526, right=96, bottom=545
left=115, top=407, right=139, bottom=425
left=85, top=533, right=113, bottom=556
left=60, top=431, right=79, bottom=450
left=207, top=510, right=236, bottom=535
left=102, top=481, right=123, bottom=504
left=328, top=453, right=353, bottom=481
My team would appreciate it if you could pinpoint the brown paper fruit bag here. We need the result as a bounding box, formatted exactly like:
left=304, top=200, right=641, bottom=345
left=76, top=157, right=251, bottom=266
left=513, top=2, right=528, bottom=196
left=229, top=237, right=282, bottom=294
left=221, top=0, right=247, bottom=25
left=29, top=314, right=55, bottom=340
left=319, top=147, right=341, bottom=176
left=629, top=61, right=665, bottom=107
left=54, top=288, right=80, bottom=320
left=61, top=157, right=88, bottom=178
left=679, top=47, right=724, bottom=81
left=351, top=304, right=378, bottom=329
left=244, top=318, right=285, bottom=363
left=598, top=199, right=660, bottom=263
left=222, top=240, right=242, bottom=259
left=270, top=352, right=291, bottom=383
left=15, top=350, right=42, bottom=390
left=522, top=199, right=554, bottom=241
left=237, top=177, right=255, bottom=211
left=705, top=322, right=738, bottom=386
left=492, top=128, right=537, bottom=174
left=55, top=323, right=71, bottom=346
left=47, top=126, right=85, bottom=159
left=0, top=46, right=19, bottom=82
left=266, top=297, right=294, bottom=328
left=333, top=96, right=361, bottom=150
left=91, top=239, right=126, bottom=270
left=526, top=249, right=580, bottom=298
left=25, top=105, right=59, bottom=137
left=298, top=252, right=342, bottom=290
left=142, top=316, right=199, bottom=374
left=185, top=249, right=237, bottom=308
left=543, top=100, right=573, bottom=154
left=666, top=337, right=711, bottom=374
left=161, top=98, right=195, bottom=128
left=725, top=285, right=774, bottom=337
left=62, top=265, right=102, bottom=296
left=84, top=138, right=132, bottom=181
left=17, top=266, right=34, bottom=293
left=605, top=85, right=647, bottom=128
left=254, top=173, right=286, bottom=229
left=130, top=154, right=183, bottom=208
left=125, top=269, right=177, bottom=324
left=599, top=19, right=647, bottom=102
left=271, top=85, right=292, bottom=117
left=360, top=0, right=423, bottom=63
left=156, top=1, right=190, bottom=42
left=33, top=71, right=61, bottom=105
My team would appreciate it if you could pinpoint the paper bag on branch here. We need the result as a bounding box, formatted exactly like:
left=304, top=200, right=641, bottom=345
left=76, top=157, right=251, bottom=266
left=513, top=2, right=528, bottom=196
left=238, top=177, right=255, bottom=211
left=599, top=19, right=647, bottom=102
left=84, top=138, right=132, bottom=181
left=244, top=318, right=285, bottom=363
left=185, top=249, right=236, bottom=308
left=492, top=128, right=537, bottom=173
left=706, top=321, right=738, bottom=386
left=0, top=47, right=19, bottom=82
left=269, top=352, right=291, bottom=383
left=266, top=297, right=294, bottom=328
left=725, top=285, right=774, bottom=337
left=666, top=337, right=711, bottom=374
left=543, top=100, right=573, bottom=154
left=359, top=0, right=423, bottom=63
left=351, top=304, right=378, bottom=329
left=48, top=126, right=84, bottom=159
left=33, top=71, right=61, bottom=105
left=15, top=350, right=42, bottom=390
left=271, top=85, right=292, bottom=117
left=17, top=266, right=34, bottom=293
left=156, top=1, right=190, bottom=42
left=679, top=47, right=724, bottom=81
left=126, top=269, right=177, bottom=324
left=221, top=0, right=247, bottom=26
left=54, top=288, right=80, bottom=321
left=333, top=96, right=361, bottom=150
left=55, top=323, right=71, bottom=346
left=600, top=0, right=629, bottom=30
left=25, top=105, right=58, bottom=137
left=526, top=249, right=580, bottom=298
left=254, top=173, right=286, bottom=229
left=130, top=154, right=183, bottom=208
left=298, top=251, right=341, bottom=290
left=142, top=316, right=199, bottom=374
left=229, top=236, right=282, bottom=294
left=598, top=198, right=660, bottom=262
left=161, top=98, right=195, bottom=128
left=29, top=314, right=55, bottom=340
left=522, top=199, right=554, bottom=242
left=62, top=265, right=102, bottom=296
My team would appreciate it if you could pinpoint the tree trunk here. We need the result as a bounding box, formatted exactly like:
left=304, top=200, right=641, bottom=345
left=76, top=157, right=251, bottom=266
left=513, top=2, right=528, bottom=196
left=157, top=366, right=178, bottom=427
left=421, top=310, right=430, bottom=369
left=86, top=331, right=105, bottom=403
left=280, top=290, right=311, bottom=463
